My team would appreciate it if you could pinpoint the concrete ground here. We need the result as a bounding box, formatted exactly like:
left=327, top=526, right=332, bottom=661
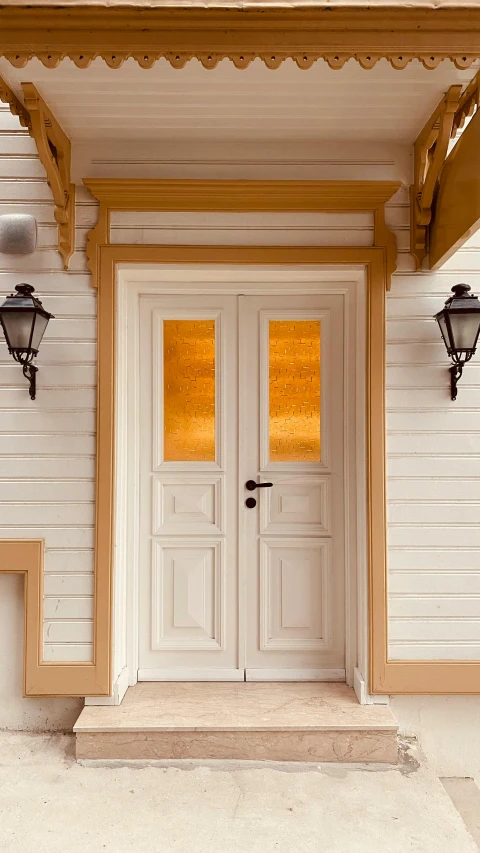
left=0, top=732, right=479, bottom=853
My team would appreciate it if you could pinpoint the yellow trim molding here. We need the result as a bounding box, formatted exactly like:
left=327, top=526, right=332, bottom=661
left=1, top=7, right=480, bottom=70
left=92, top=243, right=390, bottom=699
left=0, top=540, right=109, bottom=697
left=21, top=83, right=75, bottom=270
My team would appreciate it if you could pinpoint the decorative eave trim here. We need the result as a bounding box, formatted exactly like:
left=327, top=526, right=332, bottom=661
left=83, top=178, right=400, bottom=289
left=21, top=83, right=75, bottom=269
left=1, top=7, right=480, bottom=69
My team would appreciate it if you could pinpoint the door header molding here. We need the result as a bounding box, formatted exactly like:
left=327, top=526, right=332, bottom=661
left=1, top=6, right=480, bottom=70
left=83, top=178, right=400, bottom=289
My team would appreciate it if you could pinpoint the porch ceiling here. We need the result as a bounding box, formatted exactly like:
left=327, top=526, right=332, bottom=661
left=0, top=56, right=479, bottom=143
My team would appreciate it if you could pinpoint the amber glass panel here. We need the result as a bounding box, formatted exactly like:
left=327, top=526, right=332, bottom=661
left=163, top=320, right=215, bottom=462
left=269, top=320, right=321, bottom=462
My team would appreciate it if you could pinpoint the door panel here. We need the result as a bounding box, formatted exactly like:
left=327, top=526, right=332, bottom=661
left=261, top=476, right=331, bottom=535
left=241, top=295, right=345, bottom=680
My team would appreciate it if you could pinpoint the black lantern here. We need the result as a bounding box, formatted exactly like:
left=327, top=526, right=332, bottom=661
left=434, top=284, right=480, bottom=401
left=0, top=284, right=54, bottom=400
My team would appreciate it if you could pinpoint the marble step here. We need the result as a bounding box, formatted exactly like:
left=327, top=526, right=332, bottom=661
left=74, top=682, right=398, bottom=763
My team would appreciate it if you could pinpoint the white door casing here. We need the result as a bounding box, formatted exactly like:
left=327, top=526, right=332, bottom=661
left=114, top=267, right=365, bottom=687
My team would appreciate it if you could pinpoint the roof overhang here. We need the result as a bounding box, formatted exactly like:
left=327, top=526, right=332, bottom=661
left=1, top=6, right=480, bottom=70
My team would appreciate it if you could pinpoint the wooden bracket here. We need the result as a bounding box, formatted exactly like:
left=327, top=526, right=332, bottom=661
left=410, top=85, right=462, bottom=270
left=21, top=82, right=75, bottom=269
left=452, top=69, right=480, bottom=138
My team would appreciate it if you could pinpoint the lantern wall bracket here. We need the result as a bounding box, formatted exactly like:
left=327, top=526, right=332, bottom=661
left=21, top=82, right=75, bottom=270
left=449, top=363, right=463, bottom=401
left=12, top=351, right=38, bottom=400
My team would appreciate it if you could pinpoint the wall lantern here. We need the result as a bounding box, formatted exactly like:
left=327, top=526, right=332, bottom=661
left=434, top=284, right=480, bottom=401
left=0, top=284, right=54, bottom=400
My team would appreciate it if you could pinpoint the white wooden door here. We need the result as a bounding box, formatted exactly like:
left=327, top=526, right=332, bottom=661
left=241, top=296, right=345, bottom=681
left=137, top=291, right=346, bottom=681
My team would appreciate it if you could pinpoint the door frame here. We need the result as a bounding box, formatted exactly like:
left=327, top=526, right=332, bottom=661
left=115, top=264, right=366, bottom=690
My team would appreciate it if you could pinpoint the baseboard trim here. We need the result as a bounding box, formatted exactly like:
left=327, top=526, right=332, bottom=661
left=246, top=669, right=346, bottom=682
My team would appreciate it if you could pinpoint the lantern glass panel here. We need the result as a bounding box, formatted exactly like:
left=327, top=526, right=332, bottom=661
left=1, top=310, right=35, bottom=350
left=449, top=312, right=480, bottom=352
left=436, top=313, right=451, bottom=349
left=30, top=312, right=49, bottom=352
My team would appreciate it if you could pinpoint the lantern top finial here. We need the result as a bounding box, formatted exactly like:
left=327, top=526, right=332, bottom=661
left=15, top=283, right=35, bottom=297
left=451, top=283, right=471, bottom=297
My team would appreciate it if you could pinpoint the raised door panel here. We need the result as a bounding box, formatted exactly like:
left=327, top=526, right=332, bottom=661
left=151, top=540, right=223, bottom=651
left=261, top=476, right=330, bottom=535
left=153, top=474, right=223, bottom=535
left=260, top=539, right=331, bottom=651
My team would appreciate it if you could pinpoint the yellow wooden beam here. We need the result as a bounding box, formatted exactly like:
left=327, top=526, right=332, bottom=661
left=430, top=105, right=480, bottom=269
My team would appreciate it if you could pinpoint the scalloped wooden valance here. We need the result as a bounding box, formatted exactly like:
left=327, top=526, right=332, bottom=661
left=1, top=6, right=480, bottom=70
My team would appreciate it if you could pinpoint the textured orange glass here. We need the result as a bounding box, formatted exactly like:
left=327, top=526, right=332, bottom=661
left=269, top=320, right=321, bottom=462
left=163, top=320, right=215, bottom=462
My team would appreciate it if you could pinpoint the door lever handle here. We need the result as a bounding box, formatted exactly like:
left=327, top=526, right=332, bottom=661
left=246, top=480, right=273, bottom=491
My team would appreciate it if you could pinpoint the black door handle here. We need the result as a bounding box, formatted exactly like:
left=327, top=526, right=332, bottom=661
left=246, top=480, right=273, bottom=491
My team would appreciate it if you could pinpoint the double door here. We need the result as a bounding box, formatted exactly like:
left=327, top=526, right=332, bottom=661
left=138, top=291, right=346, bottom=681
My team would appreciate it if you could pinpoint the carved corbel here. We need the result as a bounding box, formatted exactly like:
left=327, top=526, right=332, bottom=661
left=410, top=85, right=462, bottom=270
left=0, top=73, right=31, bottom=132
left=21, top=82, right=75, bottom=269
left=452, top=69, right=480, bottom=137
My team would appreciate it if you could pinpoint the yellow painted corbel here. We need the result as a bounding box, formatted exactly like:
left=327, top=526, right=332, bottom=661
left=21, top=82, right=75, bottom=269
left=410, top=84, right=462, bottom=270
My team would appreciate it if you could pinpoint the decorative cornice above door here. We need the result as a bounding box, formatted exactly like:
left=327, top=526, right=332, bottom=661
left=83, top=178, right=400, bottom=289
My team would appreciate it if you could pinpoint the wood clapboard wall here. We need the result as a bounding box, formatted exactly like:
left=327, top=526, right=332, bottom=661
left=0, top=104, right=97, bottom=663
left=386, top=222, right=480, bottom=661
left=1, top=103, right=480, bottom=669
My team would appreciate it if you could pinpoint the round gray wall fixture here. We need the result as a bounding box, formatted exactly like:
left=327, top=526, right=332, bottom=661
left=0, top=214, right=37, bottom=255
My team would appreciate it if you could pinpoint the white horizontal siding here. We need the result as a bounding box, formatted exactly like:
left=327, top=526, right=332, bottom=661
left=0, top=105, right=96, bottom=663
left=2, top=104, right=479, bottom=672
left=44, top=574, right=94, bottom=596
left=389, top=550, right=480, bottom=571
left=109, top=210, right=375, bottom=248
left=387, top=644, right=480, bottom=661
left=387, top=192, right=480, bottom=660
